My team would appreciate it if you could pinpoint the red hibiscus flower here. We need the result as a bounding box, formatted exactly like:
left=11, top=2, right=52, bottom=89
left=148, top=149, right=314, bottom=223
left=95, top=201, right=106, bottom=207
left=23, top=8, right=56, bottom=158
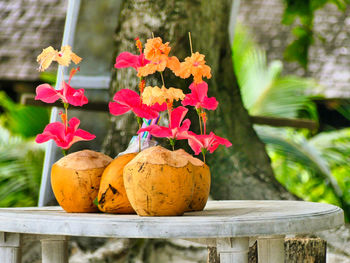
left=114, top=52, right=150, bottom=70
left=186, top=131, right=232, bottom=155
left=35, top=81, right=88, bottom=107
left=109, top=89, right=166, bottom=119
left=182, top=81, right=218, bottom=110
left=137, top=106, right=191, bottom=140
left=35, top=117, right=95, bottom=149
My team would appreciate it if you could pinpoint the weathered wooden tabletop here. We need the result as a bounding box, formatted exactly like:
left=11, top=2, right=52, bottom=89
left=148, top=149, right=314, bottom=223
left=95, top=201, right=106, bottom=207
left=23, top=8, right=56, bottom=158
left=0, top=200, right=344, bottom=238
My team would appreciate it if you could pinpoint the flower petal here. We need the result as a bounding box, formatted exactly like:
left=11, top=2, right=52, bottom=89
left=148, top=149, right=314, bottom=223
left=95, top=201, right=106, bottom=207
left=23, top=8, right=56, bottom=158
left=202, top=97, right=218, bottom=110
left=187, top=134, right=204, bottom=155
left=35, top=122, right=65, bottom=144
left=113, top=89, right=140, bottom=107
left=35, top=84, right=61, bottom=103
left=132, top=104, right=159, bottom=119
left=109, top=102, right=131, bottom=116
left=115, top=52, right=140, bottom=70
left=74, top=129, right=96, bottom=140
left=68, top=117, right=80, bottom=131
left=138, top=125, right=172, bottom=138
left=63, top=82, right=88, bottom=106
left=151, top=102, right=167, bottom=112
left=170, top=106, right=188, bottom=129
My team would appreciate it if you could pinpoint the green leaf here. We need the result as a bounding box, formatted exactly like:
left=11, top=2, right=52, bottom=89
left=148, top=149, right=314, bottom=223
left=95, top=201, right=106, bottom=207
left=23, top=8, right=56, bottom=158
left=233, top=23, right=318, bottom=119
left=0, top=91, right=50, bottom=138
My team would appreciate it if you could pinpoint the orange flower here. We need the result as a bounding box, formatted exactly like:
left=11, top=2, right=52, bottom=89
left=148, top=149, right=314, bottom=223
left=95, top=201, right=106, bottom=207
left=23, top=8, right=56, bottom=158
left=142, top=86, right=185, bottom=106
left=36, top=45, right=82, bottom=71
left=177, top=52, right=211, bottom=83
left=144, top=37, right=171, bottom=61
left=137, top=37, right=181, bottom=77
left=137, top=56, right=167, bottom=77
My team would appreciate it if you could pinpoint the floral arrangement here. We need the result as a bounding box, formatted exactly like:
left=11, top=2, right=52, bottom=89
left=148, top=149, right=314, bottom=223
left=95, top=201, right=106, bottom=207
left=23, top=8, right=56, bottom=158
left=111, top=34, right=232, bottom=162
left=34, top=46, right=95, bottom=155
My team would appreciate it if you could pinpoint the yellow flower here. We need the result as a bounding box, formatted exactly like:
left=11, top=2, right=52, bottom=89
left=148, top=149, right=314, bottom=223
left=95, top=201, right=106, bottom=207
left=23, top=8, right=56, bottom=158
left=142, top=86, right=185, bottom=106
left=36, top=45, right=82, bottom=71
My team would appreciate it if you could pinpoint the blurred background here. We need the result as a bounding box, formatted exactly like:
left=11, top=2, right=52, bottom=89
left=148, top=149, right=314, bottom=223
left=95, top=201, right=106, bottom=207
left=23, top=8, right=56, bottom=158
left=1, top=0, right=350, bottom=261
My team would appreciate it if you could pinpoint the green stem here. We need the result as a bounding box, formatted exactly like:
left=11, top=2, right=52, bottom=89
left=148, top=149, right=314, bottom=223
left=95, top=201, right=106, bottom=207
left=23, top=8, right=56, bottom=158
left=169, top=138, right=175, bottom=151
left=62, top=149, right=67, bottom=156
left=196, top=108, right=203, bottom=135
left=201, top=148, right=207, bottom=164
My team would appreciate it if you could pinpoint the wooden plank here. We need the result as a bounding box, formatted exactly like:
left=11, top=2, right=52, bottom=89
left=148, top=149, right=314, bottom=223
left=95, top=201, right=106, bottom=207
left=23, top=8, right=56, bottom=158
left=0, top=232, right=21, bottom=263
left=41, top=235, right=68, bottom=263
left=217, top=237, right=249, bottom=263
left=257, top=235, right=285, bottom=263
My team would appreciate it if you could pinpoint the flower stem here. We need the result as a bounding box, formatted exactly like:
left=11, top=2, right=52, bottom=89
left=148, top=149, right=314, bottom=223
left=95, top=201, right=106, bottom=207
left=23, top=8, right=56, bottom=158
left=160, top=71, right=165, bottom=87
left=196, top=108, right=203, bottom=135
left=201, top=148, right=207, bottom=164
left=64, top=103, right=68, bottom=133
left=62, top=149, right=67, bottom=156
left=169, top=138, right=175, bottom=151
left=188, top=32, right=193, bottom=54
left=136, top=117, right=142, bottom=152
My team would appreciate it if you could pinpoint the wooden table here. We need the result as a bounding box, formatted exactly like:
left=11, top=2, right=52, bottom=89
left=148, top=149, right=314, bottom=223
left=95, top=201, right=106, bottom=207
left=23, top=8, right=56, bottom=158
left=0, top=201, right=344, bottom=263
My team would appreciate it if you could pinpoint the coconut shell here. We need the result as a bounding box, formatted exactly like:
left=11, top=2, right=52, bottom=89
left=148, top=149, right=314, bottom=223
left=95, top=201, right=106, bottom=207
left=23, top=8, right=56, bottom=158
left=97, top=153, right=137, bottom=214
left=187, top=163, right=211, bottom=211
left=123, top=146, right=199, bottom=216
left=51, top=150, right=112, bottom=213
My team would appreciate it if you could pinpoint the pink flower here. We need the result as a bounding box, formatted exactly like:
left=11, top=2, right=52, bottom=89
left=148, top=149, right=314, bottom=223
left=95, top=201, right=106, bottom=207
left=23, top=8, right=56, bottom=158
left=186, top=132, right=232, bottom=155
left=114, top=52, right=150, bottom=70
left=109, top=89, right=166, bottom=119
left=35, top=82, right=88, bottom=106
left=137, top=106, right=191, bottom=140
left=35, top=117, right=95, bottom=149
left=182, top=81, right=218, bottom=110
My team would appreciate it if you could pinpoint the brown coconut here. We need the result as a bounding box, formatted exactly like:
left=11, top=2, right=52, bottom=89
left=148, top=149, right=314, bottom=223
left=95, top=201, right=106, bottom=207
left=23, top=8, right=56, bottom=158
left=123, top=146, right=203, bottom=216
left=97, top=153, right=137, bottom=214
left=51, top=150, right=112, bottom=213
left=187, top=163, right=211, bottom=211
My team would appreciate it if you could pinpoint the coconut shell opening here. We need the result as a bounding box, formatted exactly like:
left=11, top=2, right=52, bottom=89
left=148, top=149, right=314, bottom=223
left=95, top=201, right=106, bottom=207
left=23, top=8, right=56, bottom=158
left=55, top=150, right=113, bottom=170
left=127, top=146, right=203, bottom=168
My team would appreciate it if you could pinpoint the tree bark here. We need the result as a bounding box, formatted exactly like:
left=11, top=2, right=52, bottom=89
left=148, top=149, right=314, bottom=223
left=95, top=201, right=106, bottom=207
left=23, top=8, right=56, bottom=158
left=103, top=0, right=295, bottom=201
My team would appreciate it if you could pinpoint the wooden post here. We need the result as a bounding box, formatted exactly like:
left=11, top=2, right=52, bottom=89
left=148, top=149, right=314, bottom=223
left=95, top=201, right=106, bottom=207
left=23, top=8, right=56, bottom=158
left=40, top=235, right=68, bottom=263
left=217, top=237, right=249, bottom=263
left=0, top=232, right=21, bottom=263
left=258, top=235, right=285, bottom=263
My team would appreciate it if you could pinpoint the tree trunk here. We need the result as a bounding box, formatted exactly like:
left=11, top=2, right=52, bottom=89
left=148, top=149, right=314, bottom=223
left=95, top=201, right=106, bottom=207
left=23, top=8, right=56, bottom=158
left=103, top=0, right=295, bottom=201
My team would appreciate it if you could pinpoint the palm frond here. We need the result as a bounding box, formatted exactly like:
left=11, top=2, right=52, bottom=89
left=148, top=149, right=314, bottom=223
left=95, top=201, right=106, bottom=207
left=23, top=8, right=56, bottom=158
left=233, top=23, right=319, bottom=120
left=256, top=126, right=350, bottom=219
left=0, top=126, right=44, bottom=207
left=0, top=91, right=50, bottom=138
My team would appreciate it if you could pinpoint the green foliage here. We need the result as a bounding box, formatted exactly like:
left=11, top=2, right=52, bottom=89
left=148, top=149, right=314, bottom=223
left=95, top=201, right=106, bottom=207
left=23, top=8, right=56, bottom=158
left=233, top=23, right=350, bottom=220
left=0, top=92, right=48, bottom=207
left=233, top=23, right=318, bottom=120
left=0, top=126, right=44, bottom=207
left=0, top=91, right=50, bottom=138
left=282, top=0, right=349, bottom=69
left=257, top=127, right=350, bottom=219
left=39, top=71, right=57, bottom=85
